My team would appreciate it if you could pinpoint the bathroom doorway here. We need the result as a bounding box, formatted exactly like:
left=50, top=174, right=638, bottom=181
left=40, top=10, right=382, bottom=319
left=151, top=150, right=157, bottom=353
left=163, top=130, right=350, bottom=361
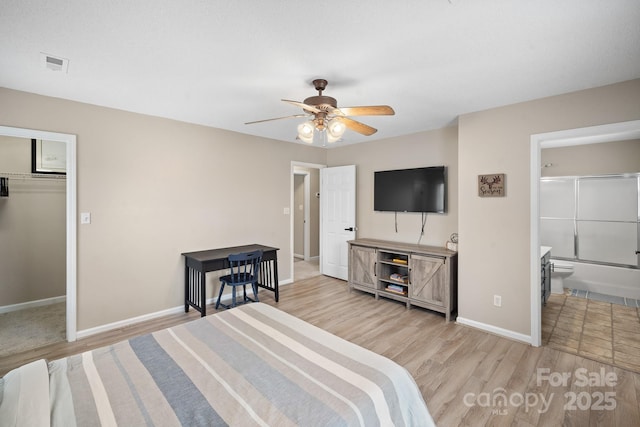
left=530, top=120, right=640, bottom=373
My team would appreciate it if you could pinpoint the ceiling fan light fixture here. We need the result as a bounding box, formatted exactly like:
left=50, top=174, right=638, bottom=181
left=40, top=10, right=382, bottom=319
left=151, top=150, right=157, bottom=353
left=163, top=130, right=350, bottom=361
left=247, top=79, right=394, bottom=145
left=327, top=118, right=346, bottom=140
left=297, top=121, right=315, bottom=143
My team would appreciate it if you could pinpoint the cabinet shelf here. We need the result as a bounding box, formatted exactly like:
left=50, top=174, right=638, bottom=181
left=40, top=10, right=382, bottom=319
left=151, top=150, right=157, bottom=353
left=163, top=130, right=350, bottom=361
left=380, top=277, right=408, bottom=285
left=381, top=260, right=404, bottom=264
left=348, top=238, right=458, bottom=322
left=379, top=253, right=408, bottom=265
left=381, top=288, right=408, bottom=297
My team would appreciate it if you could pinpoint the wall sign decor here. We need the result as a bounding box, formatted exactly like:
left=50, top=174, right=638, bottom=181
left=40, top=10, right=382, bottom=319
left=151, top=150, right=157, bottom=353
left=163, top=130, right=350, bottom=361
left=478, top=173, right=505, bottom=197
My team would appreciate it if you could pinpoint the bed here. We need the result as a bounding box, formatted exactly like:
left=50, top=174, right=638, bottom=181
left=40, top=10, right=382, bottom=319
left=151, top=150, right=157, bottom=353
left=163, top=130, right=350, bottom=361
left=0, top=303, right=434, bottom=426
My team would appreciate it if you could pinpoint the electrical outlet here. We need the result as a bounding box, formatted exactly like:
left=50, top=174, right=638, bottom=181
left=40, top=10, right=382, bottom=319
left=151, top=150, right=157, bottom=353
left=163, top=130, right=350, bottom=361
left=493, top=295, right=502, bottom=307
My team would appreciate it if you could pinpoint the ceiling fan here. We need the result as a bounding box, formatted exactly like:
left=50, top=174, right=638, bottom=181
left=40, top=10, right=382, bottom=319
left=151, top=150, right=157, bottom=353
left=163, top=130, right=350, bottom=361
left=245, top=79, right=395, bottom=143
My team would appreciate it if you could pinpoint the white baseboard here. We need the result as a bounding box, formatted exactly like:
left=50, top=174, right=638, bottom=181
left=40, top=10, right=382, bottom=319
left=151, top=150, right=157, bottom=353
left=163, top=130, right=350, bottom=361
left=77, top=294, right=233, bottom=339
left=76, top=283, right=292, bottom=339
left=456, top=317, right=532, bottom=345
left=294, top=255, right=319, bottom=261
left=0, top=295, right=66, bottom=314
left=77, top=304, right=186, bottom=339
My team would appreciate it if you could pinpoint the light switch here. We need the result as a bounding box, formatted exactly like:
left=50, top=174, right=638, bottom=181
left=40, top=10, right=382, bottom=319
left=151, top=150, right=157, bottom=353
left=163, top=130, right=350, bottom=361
left=283, top=207, right=290, bottom=215
left=80, top=212, right=91, bottom=224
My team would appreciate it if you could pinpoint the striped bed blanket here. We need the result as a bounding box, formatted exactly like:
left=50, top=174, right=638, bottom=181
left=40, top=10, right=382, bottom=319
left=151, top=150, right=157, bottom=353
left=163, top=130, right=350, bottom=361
left=0, top=303, right=434, bottom=426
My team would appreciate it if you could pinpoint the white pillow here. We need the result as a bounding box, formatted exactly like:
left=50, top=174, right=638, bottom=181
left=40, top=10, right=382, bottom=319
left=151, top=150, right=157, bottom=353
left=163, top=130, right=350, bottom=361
left=0, top=359, right=50, bottom=427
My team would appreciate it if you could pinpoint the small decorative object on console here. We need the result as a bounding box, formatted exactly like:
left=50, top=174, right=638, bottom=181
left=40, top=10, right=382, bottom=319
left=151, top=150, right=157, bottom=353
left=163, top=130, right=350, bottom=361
left=446, top=233, right=458, bottom=251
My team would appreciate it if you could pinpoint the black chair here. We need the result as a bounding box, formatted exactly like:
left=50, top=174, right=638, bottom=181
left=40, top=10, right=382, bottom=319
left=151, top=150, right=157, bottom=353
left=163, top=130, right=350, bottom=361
left=215, top=250, right=263, bottom=309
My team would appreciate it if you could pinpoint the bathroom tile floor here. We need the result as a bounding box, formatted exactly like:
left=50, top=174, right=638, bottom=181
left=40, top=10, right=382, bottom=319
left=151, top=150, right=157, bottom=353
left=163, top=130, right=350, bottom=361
left=542, top=291, right=640, bottom=374
left=568, top=288, right=640, bottom=307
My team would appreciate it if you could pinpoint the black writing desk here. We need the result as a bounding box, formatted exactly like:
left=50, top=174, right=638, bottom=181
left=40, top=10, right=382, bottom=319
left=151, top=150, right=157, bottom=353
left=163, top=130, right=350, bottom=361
left=182, top=244, right=279, bottom=316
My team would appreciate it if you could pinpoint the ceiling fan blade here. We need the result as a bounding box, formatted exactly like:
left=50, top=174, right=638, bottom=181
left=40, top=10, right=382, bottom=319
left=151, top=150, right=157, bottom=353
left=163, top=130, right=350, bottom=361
left=334, top=105, right=395, bottom=116
left=335, top=117, right=377, bottom=136
left=282, top=99, right=323, bottom=114
left=245, top=114, right=308, bottom=125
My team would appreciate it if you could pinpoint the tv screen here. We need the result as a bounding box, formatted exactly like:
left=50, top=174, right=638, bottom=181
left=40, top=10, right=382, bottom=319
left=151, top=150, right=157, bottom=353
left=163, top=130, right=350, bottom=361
left=374, top=166, right=446, bottom=213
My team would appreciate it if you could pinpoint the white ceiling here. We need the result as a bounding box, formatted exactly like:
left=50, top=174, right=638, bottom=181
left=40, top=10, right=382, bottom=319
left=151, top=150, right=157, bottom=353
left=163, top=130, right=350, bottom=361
left=1, top=0, right=639, bottom=147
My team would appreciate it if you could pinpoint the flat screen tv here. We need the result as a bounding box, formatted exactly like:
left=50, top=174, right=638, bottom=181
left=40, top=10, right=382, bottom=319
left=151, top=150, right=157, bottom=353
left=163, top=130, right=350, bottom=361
left=374, top=166, right=446, bottom=213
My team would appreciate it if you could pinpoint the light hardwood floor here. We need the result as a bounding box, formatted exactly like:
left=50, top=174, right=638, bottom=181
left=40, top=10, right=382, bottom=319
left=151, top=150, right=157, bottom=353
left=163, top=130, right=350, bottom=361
left=2, top=275, right=639, bottom=426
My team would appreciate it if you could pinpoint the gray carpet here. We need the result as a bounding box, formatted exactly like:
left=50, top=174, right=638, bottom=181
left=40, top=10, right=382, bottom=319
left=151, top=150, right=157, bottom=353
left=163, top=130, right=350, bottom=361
left=0, top=302, right=66, bottom=357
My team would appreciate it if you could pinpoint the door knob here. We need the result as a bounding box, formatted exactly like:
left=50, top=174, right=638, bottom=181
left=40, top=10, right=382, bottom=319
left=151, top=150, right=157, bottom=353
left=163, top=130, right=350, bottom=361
left=344, top=227, right=354, bottom=231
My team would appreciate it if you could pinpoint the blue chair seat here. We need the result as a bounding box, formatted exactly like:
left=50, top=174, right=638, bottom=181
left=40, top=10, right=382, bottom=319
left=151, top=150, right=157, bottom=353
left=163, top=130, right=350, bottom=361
left=215, top=250, right=263, bottom=310
left=219, top=272, right=255, bottom=283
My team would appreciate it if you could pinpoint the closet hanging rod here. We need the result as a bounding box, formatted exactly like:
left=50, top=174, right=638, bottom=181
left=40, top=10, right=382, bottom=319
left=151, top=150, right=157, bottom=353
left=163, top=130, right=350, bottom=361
left=0, top=171, right=66, bottom=180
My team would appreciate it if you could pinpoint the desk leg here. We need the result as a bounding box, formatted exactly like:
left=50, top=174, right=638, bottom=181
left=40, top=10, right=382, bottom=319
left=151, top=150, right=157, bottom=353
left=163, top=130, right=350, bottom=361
left=184, top=265, right=189, bottom=313
left=185, top=265, right=207, bottom=317
left=200, top=270, right=206, bottom=317
left=273, top=260, right=279, bottom=302
left=257, top=259, right=279, bottom=303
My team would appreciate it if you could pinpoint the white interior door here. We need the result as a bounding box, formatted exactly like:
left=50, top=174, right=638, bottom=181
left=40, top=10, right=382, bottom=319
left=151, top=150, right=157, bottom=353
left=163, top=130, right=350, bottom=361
left=320, top=165, right=356, bottom=280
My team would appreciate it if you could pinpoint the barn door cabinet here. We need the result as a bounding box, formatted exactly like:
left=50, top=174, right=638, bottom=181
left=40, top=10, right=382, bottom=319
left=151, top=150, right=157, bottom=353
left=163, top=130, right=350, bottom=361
left=348, top=238, right=458, bottom=321
left=349, top=244, right=377, bottom=289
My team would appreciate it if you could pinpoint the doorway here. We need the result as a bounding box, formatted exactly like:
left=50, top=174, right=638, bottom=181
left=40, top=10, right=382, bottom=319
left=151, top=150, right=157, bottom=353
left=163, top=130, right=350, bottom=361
left=529, top=119, right=640, bottom=348
left=291, top=162, right=323, bottom=282
left=0, top=136, right=67, bottom=355
left=0, top=126, right=77, bottom=344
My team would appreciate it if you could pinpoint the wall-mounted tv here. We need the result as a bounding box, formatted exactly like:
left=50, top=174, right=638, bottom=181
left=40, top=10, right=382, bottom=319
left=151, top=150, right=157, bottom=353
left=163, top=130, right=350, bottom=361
left=374, top=166, right=447, bottom=213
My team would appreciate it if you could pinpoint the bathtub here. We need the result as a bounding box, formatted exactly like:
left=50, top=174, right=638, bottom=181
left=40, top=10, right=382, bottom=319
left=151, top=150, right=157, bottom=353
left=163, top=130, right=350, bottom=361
left=552, top=259, right=640, bottom=300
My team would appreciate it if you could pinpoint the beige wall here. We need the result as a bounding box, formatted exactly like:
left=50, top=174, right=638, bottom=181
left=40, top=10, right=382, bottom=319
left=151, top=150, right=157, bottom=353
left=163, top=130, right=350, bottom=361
left=0, top=136, right=66, bottom=305
left=2, top=78, right=638, bottom=339
left=0, top=87, right=326, bottom=330
left=458, top=79, right=640, bottom=336
left=542, top=139, right=640, bottom=177
left=327, top=126, right=459, bottom=248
